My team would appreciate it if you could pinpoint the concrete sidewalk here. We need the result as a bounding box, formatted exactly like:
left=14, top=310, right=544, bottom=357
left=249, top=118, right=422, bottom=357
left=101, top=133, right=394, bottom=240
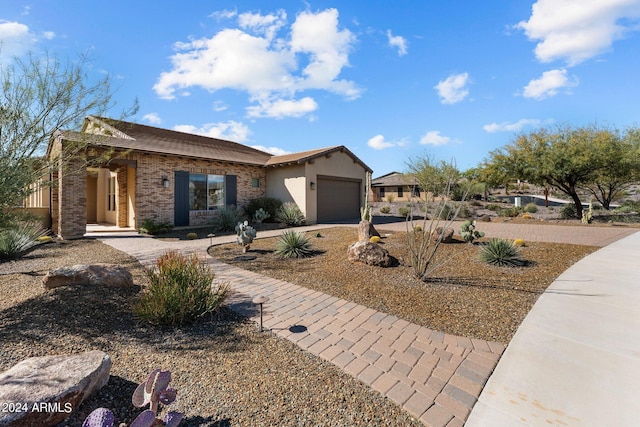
left=466, top=230, right=640, bottom=426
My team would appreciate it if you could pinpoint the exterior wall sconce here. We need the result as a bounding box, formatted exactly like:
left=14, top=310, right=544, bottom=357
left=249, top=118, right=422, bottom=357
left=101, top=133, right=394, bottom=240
left=162, top=176, right=170, bottom=188
left=310, top=181, right=315, bottom=190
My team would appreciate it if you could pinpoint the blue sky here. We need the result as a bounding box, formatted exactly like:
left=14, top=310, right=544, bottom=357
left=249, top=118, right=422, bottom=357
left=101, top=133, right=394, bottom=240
left=2, top=1, right=640, bottom=176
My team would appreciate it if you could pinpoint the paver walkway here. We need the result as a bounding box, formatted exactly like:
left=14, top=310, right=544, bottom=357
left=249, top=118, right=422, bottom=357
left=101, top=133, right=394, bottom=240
left=93, top=221, right=638, bottom=426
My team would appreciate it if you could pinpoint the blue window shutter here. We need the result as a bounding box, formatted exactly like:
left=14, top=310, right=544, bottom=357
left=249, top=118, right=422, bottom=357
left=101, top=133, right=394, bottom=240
left=225, top=175, right=237, bottom=207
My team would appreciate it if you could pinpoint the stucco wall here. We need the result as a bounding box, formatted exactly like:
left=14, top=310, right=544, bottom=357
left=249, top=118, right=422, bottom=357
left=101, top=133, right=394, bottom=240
left=265, top=164, right=307, bottom=215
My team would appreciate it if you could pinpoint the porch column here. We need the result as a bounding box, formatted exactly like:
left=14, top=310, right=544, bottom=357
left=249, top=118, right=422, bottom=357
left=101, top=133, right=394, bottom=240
left=57, top=156, right=87, bottom=239
left=116, top=165, right=128, bottom=227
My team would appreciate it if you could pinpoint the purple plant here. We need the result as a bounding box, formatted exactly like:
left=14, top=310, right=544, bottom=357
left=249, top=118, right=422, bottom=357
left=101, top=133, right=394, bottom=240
left=83, top=369, right=183, bottom=427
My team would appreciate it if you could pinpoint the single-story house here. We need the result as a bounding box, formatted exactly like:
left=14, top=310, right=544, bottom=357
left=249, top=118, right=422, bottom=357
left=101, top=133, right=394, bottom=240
left=46, top=116, right=372, bottom=239
left=371, top=172, right=423, bottom=202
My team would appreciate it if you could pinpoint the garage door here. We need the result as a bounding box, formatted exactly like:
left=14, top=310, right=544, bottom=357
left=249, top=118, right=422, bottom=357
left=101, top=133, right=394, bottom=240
left=317, top=176, right=361, bottom=222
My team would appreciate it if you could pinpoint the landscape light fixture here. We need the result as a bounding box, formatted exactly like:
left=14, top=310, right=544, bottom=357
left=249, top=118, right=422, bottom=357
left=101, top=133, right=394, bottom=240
left=252, top=295, right=269, bottom=332
left=310, top=181, right=316, bottom=190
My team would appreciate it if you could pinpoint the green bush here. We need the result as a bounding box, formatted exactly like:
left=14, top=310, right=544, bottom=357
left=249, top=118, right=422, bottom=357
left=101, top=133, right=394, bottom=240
left=524, top=203, right=538, bottom=213
left=211, top=206, right=243, bottom=232
left=379, top=206, right=391, bottom=214
left=398, top=206, right=410, bottom=217
left=499, top=207, right=522, bottom=218
left=139, top=218, right=173, bottom=235
left=458, top=203, right=473, bottom=219
left=276, top=202, right=305, bottom=226
left=385, top=194, right=395, bottom=203
left=134, top=250, right=228, bottom=327
left=244, top=197, right=282, bottom=222
left=437, top=203, right=456, bottom=220
left=274, top=230, right=313, bottom=258
left=480, top=238, right=526, bottom=267
left=0, top=221, right=49, bottom=260
left=485, top=204, right=501, bottom=212
left=560, top=203, right=577, bottom=219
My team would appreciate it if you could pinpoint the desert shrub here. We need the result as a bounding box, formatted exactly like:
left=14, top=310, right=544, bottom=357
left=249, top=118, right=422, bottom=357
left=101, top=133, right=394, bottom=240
left=385, top=194, right=395, bottom=203
left=0, top=221, right=48, bottom=260
left=437, top=203, right=457, bottom=220
left=480, top=238, right=526, bottom=267
left=186, top=232, right=198, bottom=240
left=458, top=203, right=473, bottom=219
left=134, top=250, right=228, bottom=327
left=379, top=205, right=391, bottom=214
left=274, top=230, right=312, bottom=258
left=245, top=197, right=282, bottom=222
left=514, top=238, right=525, bottom=246
left=276, top=202, right=306, bottom=225
left=560, top=203, right=577, bottom=219
left=522, top=213, right=533, bottom=220
left=524, top=203, right=538, bottom=213
left=369, top=235, right=381, bottom=243
left=398, top=206, right=411, bottom=217
left=499, top=207, right=522, bottom=218
left=619, top=200, right=640, bottom=212
left=485, top=204, right=501, bottom=212
left=469, top=200, right=482, bottom=207
left=139, top=218, right=173, bottom=235
left=212, top=206, right=243, bottom=232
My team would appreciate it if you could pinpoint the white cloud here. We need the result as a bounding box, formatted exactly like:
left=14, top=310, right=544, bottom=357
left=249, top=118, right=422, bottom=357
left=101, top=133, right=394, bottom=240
left=238, top=10, right=286, bottom=41
left=143, top=112, right=162, bottom=125
left=173, top=120, right=251, bottom=143
left=246, top=96, right=318, bottom=119
left=250, top=145, right=291, bottom=155
left=483, top=118, right=542, bottom=133
left=0, top=21, right=36, bottom=58
left=434, top=72, right=470, bottom=104
left=367, top=135, right=395, bottom=150
left=386, top=30, right=408, bottom=56
left=420, top=131, right=453, bottom=146
left=523, top=68, right=578, bottom=99
left=42, top=31, right=55, bottom=40
left=154, top=8, right=360, bottom=119
left=517, top=0, right=640, bottom=65
left=212, top=100, right=227, bottom=112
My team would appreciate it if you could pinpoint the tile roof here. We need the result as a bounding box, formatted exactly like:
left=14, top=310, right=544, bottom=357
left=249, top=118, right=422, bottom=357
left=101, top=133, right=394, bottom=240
left=371, top=172, right=411, bottom=186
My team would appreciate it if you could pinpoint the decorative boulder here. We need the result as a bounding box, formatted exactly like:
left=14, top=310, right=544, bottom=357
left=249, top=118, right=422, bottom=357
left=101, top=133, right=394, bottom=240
left=347, top=240, right=392, bottom=267
left=430, top=227, right=455, bottom=243
left=477, top=214, right=492, bottom=222
left=357, top=220, right=381, bottom=242
left=42, top=264, right=134, bottom=289
left=0, top=350, right=111, bottom=427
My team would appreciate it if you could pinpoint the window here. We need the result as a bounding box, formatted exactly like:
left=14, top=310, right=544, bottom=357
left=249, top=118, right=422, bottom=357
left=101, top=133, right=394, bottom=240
left=412, top=186, right=421, bottom=197
left=397, top=186, right=403, bottom=197
left=251, top=177, right=260, bottom=188
left=379, top=187, right=385, bottom=197
left=107, top=177, right=116, bottom=211
left=189, top=174, right=224, bottom=210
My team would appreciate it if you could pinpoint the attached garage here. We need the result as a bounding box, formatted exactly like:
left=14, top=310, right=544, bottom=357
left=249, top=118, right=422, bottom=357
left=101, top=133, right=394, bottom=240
left=317, top=175, right=361, bottom=222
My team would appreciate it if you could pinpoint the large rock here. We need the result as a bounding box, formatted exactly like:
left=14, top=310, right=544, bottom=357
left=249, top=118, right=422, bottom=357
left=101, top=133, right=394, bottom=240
left=0, top=350, right=111, bottom=427
left=357, top=220, right=380, bottom=242
left=430, top=227, right=455, bottom=243
left=347, top=240, right=392, bottom=267
left=42, top=264, right=134, bottom=289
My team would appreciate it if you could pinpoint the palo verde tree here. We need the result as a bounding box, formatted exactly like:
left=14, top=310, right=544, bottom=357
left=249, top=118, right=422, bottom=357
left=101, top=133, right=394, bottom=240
left=0, top=51, right=135, bottom=226
left=484, top=124, right=640, bottom=219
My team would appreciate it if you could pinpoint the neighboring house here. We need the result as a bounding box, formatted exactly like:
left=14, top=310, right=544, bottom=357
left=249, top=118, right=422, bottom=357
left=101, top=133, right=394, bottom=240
left=46, top=116, right=372, bottom=239
left=371, top=172, right=423, bottom=202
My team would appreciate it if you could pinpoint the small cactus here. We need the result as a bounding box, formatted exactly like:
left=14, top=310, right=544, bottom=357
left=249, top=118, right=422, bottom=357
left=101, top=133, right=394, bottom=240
left=369, top=235, right=381, bottom=244
left=514, top=238, right=525, bottom=246
left=253, top=208, right=270, bottom=223
left=186, top=232, right=198, bottom=240
left=236, top=221, right=257, bottom=253
left=83, top=368, right=183, bottom=427
left=460, top=220, right=485, bottom=244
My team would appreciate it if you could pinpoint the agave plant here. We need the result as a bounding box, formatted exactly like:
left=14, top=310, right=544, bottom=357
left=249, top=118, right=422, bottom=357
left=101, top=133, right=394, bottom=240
left=479, top=238, right=526, bottom=267
left=274, top=230, right=313, bottom=258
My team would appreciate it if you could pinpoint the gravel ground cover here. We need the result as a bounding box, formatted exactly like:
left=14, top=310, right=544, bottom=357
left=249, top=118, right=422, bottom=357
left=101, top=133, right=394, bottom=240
left=0, top=240, right=422, bottom=427
left=207, top=227, right=598, bottom=343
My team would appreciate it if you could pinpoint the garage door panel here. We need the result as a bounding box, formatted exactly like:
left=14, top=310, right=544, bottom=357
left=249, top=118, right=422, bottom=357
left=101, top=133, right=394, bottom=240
left=317, top=177, right=360, bottom=222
